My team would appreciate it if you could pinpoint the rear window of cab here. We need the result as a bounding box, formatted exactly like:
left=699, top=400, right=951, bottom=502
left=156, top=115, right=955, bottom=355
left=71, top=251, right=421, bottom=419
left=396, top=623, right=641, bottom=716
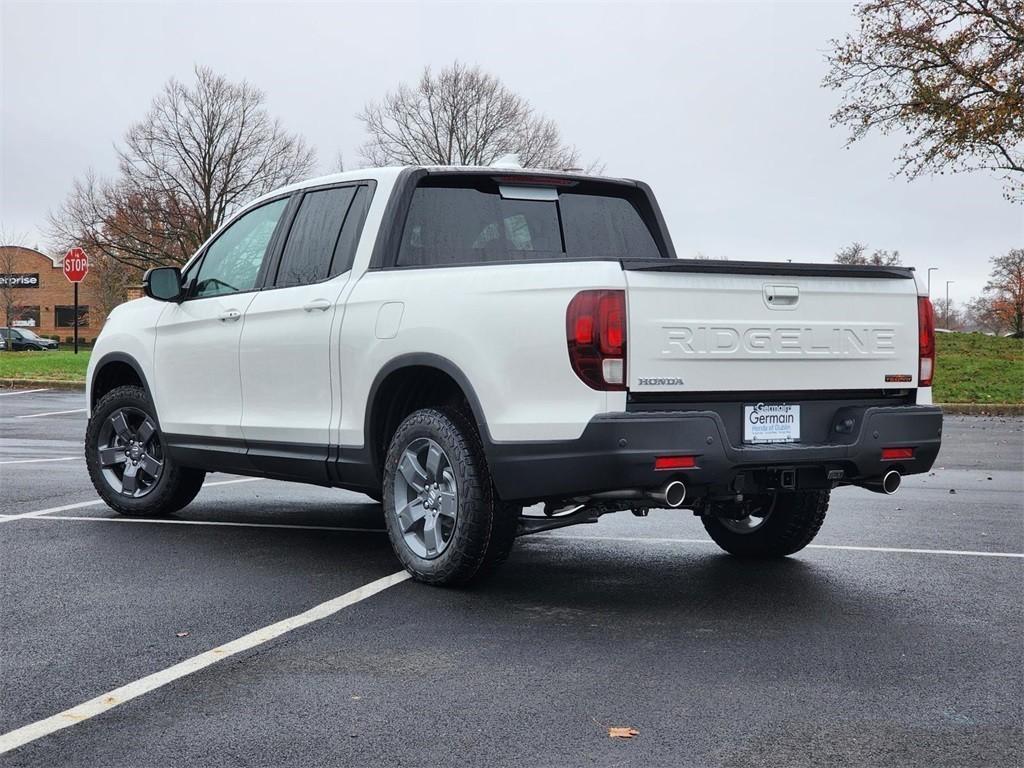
left=396, top=177, right=664, bottom=267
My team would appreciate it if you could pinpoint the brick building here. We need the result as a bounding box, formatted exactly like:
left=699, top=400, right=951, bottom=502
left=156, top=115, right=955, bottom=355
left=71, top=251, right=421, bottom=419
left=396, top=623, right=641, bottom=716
left=0, top=246, right=109, bottom=343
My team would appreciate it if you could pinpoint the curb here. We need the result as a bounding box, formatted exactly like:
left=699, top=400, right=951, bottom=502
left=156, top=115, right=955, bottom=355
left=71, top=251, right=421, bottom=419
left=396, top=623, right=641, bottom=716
left=937, top=403, right=1024, bottom=416
left=1, top=379, right=86, bottom=392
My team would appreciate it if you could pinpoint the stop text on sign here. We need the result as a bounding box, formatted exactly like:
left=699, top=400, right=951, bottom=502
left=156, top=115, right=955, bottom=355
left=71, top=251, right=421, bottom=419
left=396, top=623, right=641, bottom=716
left=63, top=248, right=89, bottom=283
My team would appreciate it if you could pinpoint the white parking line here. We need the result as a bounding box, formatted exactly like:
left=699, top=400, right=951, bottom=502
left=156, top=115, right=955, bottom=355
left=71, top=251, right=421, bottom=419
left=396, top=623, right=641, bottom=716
left=0, top=456, right=80, bottom=465
left=807, top=543, right=1024, bottom=558
left=0, top=477, right=264, bottom=523
left=16, top=408, right=87, bottom=419
left=0, top=570, right=410, bottom=755
left=197, top=477, right=265, bottom=489
left=34, top=515, right=386, bottom=534
left=0, top=499, right=114, bottom=523
left=0, top=388, right=50, bottom=397
left=548, top=534, right=1024, bottom=559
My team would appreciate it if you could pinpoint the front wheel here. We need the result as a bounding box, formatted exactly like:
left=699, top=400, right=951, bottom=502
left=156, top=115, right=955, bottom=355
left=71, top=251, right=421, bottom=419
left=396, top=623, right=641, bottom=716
left=85, top=385, right=206, bottom=517
left=702, top=490, right=829, bottom=558
left=383, top=407, right=519, bottom=586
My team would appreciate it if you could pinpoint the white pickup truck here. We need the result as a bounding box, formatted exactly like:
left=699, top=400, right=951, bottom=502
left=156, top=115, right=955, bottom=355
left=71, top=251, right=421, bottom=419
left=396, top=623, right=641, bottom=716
left=86, top=165, right=943, bottom=585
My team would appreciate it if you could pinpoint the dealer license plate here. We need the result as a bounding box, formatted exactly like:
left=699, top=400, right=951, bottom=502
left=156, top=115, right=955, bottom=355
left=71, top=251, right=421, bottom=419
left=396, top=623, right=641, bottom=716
left=743, top=403, right=800, bottom=444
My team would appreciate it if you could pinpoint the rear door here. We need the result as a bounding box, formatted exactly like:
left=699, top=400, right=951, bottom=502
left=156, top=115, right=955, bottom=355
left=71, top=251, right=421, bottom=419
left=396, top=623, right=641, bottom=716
left=239, top=183, right=371, bottom=477
left=624, top=263, right=921, bottom=394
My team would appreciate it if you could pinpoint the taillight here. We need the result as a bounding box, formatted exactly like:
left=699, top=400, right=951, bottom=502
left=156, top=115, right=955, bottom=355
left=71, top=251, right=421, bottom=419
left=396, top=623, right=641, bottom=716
left=918, top=296, right=935, bottom=387
left=567, top=290, right=626, bottom=390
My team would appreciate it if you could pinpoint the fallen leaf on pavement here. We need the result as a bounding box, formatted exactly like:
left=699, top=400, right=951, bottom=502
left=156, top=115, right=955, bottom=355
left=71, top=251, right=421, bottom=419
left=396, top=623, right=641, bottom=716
left=608, top=727, right=639, bottom=740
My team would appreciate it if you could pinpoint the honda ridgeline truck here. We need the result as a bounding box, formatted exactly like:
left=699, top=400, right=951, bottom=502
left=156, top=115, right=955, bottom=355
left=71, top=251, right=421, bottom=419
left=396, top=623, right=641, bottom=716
left=85, top=166, right=943, bottom=585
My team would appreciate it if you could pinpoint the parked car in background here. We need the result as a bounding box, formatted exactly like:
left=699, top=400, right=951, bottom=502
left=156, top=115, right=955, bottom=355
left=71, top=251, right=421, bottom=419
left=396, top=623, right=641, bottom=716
left=0, top=328, right=59, bottom=351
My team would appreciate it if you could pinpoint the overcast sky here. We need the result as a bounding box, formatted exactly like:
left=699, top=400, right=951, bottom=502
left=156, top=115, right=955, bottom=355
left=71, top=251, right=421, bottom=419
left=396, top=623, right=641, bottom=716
left=2, top=1, right=1021, bottom=303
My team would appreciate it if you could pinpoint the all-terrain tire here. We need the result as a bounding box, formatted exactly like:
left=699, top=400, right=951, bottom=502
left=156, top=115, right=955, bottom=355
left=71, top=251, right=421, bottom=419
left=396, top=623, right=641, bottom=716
left=85, top=385, right=206, bottom=518
left=702, top=490, right=829, bottom=558
left=382, top=407, right=519, bottom=586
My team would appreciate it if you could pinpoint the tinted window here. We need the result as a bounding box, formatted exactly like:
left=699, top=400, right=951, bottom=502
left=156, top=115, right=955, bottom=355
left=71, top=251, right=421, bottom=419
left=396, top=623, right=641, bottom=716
left=275, top=187, right=357, bottom=287
left=398, top=188, right=564, bottom=267
left=560, top=194, right=661, bottom=260
left=396, top=185, right=659, bottom=267
left=330, top=185, right=371, bottom=277
left=193, top=198, right=288, bottom=298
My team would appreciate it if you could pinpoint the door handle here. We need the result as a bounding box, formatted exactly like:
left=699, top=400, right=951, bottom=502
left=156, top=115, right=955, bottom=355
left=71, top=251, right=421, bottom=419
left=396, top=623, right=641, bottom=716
left=303, top=299, right=331, bottom=313
left=763, top=284, right=799, bottom=309
left=219, top=309, right=242, bottom=322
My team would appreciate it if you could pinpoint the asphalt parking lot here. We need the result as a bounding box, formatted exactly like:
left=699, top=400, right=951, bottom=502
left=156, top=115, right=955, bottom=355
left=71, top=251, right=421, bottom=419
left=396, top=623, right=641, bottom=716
left=1, top=388, right=1021, bottom=767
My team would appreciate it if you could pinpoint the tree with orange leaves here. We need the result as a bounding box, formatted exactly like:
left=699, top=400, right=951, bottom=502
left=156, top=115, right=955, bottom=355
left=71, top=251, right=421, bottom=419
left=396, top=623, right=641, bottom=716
left=984, top=248, right=1024, bottom=336
left=824, top=1, right=1023, bottom=202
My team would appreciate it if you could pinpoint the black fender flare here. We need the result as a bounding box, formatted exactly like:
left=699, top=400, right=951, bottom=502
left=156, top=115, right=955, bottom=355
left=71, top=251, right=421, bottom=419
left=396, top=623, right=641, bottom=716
left=90, top=352, right=154, bottom=410
left=363, top=352, right=494, bottom=455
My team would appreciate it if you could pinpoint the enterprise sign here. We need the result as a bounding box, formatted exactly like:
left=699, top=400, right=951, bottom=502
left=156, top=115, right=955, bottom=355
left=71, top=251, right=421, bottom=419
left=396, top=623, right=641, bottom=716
left=0, top=273, right=40, bottom=288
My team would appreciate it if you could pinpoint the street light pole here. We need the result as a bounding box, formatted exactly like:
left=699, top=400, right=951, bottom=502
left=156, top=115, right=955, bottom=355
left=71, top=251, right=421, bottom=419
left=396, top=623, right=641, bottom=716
left=945, top=280, right=955, bottom=329
left=927, top=267, right=938, bottom=297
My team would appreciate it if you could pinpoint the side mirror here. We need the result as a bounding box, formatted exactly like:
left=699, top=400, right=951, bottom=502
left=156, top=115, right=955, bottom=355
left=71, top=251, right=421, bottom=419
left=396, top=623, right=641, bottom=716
left=143, top=267, right=183, bottom=302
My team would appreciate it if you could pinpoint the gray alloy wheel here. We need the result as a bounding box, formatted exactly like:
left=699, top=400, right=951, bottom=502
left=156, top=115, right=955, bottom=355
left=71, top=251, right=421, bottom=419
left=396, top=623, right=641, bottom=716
left=392, top=437, right=458, bottom=559
left=96, top=406, right=164, bottom=498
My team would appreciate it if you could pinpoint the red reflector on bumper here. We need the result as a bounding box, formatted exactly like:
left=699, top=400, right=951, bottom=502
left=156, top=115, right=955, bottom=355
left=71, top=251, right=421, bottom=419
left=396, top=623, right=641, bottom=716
left=881, top=447, right=914, bottom=460
left=655, top=456, right=696, bottom=470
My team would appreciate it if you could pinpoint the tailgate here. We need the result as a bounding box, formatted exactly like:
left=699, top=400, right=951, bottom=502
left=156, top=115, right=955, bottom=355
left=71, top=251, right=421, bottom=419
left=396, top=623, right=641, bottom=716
left=624, top=262, right=921, bottom=394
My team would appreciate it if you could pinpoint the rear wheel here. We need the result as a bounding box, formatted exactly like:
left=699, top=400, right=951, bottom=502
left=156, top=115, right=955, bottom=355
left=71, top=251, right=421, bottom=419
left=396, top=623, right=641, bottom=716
left=702, top=490, right=829, bottom=558
left=383, top=407, right=519, bottom=585
left=86, top=385, right=206, bottom=517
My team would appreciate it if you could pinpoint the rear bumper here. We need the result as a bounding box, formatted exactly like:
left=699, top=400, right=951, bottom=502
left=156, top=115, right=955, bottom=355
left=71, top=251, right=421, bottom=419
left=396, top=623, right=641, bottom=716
left=488, top=404, right=943, bottom=503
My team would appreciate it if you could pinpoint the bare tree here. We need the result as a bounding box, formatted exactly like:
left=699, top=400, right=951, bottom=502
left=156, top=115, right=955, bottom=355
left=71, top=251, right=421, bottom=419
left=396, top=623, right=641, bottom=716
left=359, top=62, right=586, bottom=170
left=0, top=250, right=19, bottom=339
left=834, top=242, right=902, bottom=265
left=824, top=0, right=1024, bottom=202
left=984, top=248, right=1024, bottom=336
left=933, top=297, right=962, bottom=329
left=0, top=228, right=31, bottom=339
left=49, top=66, right=315, bottom=270
left=94, top=253, right=143, bottom=324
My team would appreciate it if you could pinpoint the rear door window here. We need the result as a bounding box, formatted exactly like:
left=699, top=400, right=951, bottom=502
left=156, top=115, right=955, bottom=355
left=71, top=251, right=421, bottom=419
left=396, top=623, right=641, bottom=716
left=396, top=181, right=660, bottom=267
left=274, top=187, right=357, bottom=287
left=329, top=185, right=372, bottom=278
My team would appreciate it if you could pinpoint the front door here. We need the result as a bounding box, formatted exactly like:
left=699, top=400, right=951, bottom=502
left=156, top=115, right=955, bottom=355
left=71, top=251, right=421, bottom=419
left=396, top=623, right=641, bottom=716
left=153, top=197, right=290, bottom=459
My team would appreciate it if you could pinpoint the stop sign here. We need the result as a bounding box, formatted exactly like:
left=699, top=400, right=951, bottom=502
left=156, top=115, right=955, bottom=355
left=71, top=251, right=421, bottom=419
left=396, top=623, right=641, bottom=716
left=63, top=248, right=89, bottom=283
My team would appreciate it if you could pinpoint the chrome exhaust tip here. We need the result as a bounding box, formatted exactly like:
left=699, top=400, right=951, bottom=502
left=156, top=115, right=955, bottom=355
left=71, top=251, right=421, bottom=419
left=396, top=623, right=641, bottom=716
left=860, top=469, right=902, bottom=495
left=882, top=469, right=902, bottom=495
left=652, top=480, right=687, bottom=508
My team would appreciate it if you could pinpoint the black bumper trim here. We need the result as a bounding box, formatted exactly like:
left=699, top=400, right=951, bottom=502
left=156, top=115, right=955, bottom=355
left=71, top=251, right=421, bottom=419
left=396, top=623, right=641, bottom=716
left=487, top=405, right=943, bottom=503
